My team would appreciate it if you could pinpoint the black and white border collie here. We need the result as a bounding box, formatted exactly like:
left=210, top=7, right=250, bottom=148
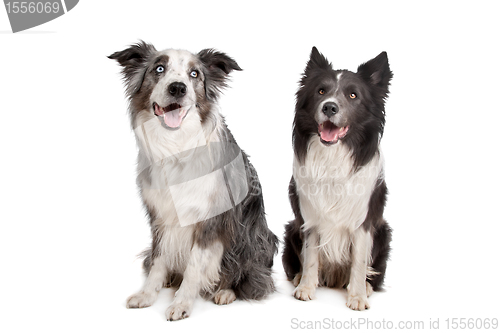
left=282, top=47, right=393, bottom=310
left=109, top=42, right=278, bottom=321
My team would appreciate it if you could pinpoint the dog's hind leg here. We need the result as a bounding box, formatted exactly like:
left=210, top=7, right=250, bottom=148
left=369, top=220, right=392, bottom=291
left=283, top=218, right=303, bottom=283
left=213, top=289, right=236, bottom=305
left=166, top=241, right=224, bottom=321
left=366, top=281, right=373, bottom=297
left=126, top=256, right=167, bottom=308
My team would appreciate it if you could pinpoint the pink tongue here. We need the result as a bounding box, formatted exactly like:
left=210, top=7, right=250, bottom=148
left=164, top=109, right=182, bottom=128
left=320, top=127, right=339, bottom=142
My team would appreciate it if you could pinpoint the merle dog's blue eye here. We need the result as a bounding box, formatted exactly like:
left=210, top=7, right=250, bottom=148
left=156, top=65, right=165, bottom=73
left=190, top=70, right=198, bottom=78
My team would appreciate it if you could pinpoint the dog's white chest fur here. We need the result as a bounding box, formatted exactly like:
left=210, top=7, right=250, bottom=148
left=293, top=138, right=383, bottom=263
left=134, top=109, right=226, bottom=271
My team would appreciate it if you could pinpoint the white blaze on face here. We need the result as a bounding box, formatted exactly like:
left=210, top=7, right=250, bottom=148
left=150, top=49, right=199, bottom=128
left=335, top=73, right=343, bottom=94
left=315, top=72, right=351, bottom=144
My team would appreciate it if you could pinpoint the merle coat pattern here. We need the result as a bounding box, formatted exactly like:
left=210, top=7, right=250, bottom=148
left=109, top=42, right=278, bottom=320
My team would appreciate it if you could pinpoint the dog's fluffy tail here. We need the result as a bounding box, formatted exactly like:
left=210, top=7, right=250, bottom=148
left=233, top=262, right=276, bottom=300
left=228, top=228, right=279, bottom=300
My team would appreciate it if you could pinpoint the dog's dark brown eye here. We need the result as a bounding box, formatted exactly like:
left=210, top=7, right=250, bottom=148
left=318, top=89, right=325, bottom=95
left=349, top=93, right=357, bottom=99
left=190, top=70, right=198, bottom=78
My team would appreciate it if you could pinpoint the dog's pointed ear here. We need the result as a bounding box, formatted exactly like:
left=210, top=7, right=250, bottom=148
left=305, top=46, right=331, bottom=73
left=198, top=49, right=242, bottom=74
left=108, top=41, right=157, bottom=96
left=357, top=51, right=393, bottom=91
left=198, top=49, right=242, bottom=100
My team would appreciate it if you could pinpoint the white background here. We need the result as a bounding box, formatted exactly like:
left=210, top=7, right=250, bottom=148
left=1, top=1, right=499, bottom=332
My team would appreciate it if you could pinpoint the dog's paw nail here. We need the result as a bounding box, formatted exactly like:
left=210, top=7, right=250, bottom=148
left=347, top=294, right=370, bottom=311
left=166, top=302, right=191, bottom=321
left=293, top=285, right=316, bottom=301
left=126, top=291, right=156, bottom=309
left=214, top=289, right=237, bottom=305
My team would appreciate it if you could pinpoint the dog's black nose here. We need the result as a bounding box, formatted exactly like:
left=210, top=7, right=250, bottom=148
left=322, top=102, right=338, bottom=117
left=168, top=82, right=187, bottom=98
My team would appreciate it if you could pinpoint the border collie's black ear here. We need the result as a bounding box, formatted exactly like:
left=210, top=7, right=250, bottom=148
left=108, top=41, right=157, bottom=96
left=305, top=46, right=331, bottom=73
left=198, top=49, right=242, bottom=100
left=357, top=52, right=393, bottom=91
left=198, top=49, right=242, bottom=74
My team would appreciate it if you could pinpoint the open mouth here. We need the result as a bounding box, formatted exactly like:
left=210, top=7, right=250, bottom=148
left=153, top=102, right=187, bottom=129
left=318, top=121, right=349, bottom=145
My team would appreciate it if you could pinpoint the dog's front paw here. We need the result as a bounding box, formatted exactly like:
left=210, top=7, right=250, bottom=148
left=347, top=294, right=370, bottom=311
left=293, top=284, right=316, bottom=301
left=214, top=289, right=236, bottom=305
left=166, top=301, right=192, bottom=321
left=126, top=291, right=157, bottom=308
